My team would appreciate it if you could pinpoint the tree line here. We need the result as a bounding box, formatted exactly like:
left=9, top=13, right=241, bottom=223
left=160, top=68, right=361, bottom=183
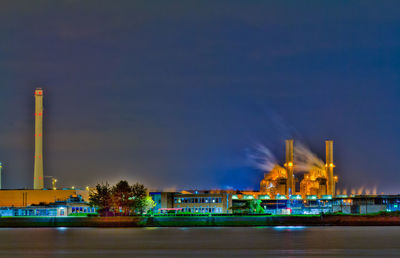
left=89, top=180, right=155, bottom=216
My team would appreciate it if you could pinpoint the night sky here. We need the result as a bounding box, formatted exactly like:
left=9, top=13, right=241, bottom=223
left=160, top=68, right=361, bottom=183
left=0, top=1, right=399, bottom=193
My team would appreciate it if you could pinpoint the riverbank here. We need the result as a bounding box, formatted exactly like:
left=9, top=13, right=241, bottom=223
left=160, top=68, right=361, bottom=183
left=1, top=214, right=400, bottom=227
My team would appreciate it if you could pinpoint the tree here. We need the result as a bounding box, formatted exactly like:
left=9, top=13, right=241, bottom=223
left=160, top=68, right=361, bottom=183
left=130, top=183, right=148, bottom=215
left=89, top=183, right=112, bottom=216
left=112, top=180, right=133, bottom=215
left=142, top=196, right=156, bottom=214
left=249, top=200, right=266, bottom=214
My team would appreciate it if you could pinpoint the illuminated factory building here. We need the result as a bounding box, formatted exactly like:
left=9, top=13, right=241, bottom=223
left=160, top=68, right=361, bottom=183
left=260, top=139, right=338, bottom=199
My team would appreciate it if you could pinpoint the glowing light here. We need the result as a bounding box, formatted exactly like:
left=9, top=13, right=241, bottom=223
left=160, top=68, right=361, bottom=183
left=321, top=195, right=332, bottom=200
left=274, top=226, right=306, bottom=231
left=290, top=194, right=302, bottom=200
left=258, top=195, right=271, bottom=200
left=306, top=195, right=317, bottom=200
left=288, top=162, right=293, bottom=167
left=276, top=194, right=287, bottom=200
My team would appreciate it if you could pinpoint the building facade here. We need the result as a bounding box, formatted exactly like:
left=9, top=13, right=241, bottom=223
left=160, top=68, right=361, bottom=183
left=0, top=195, right=95, bottom=217
left=0, top=189, right=89, bottom=207
left=150, top=191, right=233, bottom=214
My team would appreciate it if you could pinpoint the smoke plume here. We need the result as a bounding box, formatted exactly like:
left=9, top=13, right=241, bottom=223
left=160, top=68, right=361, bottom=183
left=247, top=144, right=277, bottom=172
left=294, top=143, right=325, bottom=172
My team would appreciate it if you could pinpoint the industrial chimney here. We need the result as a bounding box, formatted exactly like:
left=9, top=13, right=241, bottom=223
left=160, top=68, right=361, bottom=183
left=325, top=140, right=335, bottom=196
left=285, top=139, right=294, bottom=195
left=33, top=88, right=44, bottom=189
left=0, top=162, right=2, bottom=190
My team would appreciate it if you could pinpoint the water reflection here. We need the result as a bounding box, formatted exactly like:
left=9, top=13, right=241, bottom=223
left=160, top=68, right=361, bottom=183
left=0, top=227, right=398, bottom=257
left=273, top=226, right=306, bottom=231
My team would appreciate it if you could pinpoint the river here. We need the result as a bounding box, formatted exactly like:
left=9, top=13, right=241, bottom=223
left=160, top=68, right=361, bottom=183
left=0, top=226, right=399, bottom=257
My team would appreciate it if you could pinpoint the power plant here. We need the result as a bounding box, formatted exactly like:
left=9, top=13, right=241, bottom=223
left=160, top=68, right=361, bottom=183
left=33, top=88, right=44, bottom=189
left=260, top=139, right=338, bottom=198
left=1, top=88, right=400, bottom=218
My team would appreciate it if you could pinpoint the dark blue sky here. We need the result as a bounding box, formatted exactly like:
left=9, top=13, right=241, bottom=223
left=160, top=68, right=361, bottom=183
left=0, top=1, right=399, bottom=193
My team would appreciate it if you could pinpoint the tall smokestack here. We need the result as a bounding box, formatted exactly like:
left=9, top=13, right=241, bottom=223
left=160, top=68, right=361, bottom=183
left=0, top=162, right=2, bottom=190
left=285, top=139, right=294, bottom=195
left=33, top=88, right=44, bottom=189
left=325, top=140, right=335, bottom=196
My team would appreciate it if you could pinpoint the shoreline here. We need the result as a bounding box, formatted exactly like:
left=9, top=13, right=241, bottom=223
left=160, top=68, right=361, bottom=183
left=1, top=215, right=400, bottom=227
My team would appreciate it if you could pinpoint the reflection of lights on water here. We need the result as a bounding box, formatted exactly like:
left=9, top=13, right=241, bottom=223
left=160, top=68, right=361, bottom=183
left=273, top=226, right=306, bottom=231
left=57, top=227, right=67, bottom=231
left=144, top=227, right=160, bottom=230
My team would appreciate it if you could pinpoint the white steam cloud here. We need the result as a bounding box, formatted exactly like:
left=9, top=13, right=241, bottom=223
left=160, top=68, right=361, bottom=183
left=294, top=143, right=325, bottom=172
left=247, top=144, right=277, bottom=172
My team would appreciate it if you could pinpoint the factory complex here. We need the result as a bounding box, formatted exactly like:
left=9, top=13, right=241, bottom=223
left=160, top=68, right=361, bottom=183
left=0, top=89, right=400, bottom=217
left=148, top=139, right=399, bottom=215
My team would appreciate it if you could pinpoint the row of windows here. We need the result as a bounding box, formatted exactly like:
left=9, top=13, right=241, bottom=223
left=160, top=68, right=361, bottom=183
left=178, top=207, right=223, bottom=213
left=71, top=207, right=96, bottom=213
left=174, top=197, right=223, bottom=204
left=13, top=209, right=58, bottom=216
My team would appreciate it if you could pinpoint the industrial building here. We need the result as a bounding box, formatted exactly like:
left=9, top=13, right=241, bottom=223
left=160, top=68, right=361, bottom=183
left=147, top=138, right=400, bottom=216
left=0, top=195, right=94, bottom=217
left=260, top=139, right=338, bottom=199
left=231, top=193, right=400, bottom=215
left=0, top=189, right=89, bottom=207
left=150, top=191, right=233, bottom=214
left=149, top=190, right=400, bottom=215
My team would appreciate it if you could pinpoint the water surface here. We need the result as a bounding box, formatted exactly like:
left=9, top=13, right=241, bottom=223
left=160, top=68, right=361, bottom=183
left=0, top=226, right=399, bottom=257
